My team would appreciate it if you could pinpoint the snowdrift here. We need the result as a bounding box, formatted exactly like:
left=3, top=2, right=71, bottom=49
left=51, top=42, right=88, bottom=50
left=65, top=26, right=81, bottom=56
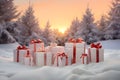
left=0, top=40, right=120, bottom=80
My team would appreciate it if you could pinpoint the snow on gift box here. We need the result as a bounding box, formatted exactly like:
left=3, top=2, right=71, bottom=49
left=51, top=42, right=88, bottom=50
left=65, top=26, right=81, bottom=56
left=35, top=51, right=53, bottom=67
left=53, top=52, right=68, bottom=67
left=29, top=39, right=44, bottom=52
left=88, top=43, right=104, bottom=63
left=13, top=45, right=29, bottom=64
left=65, top=38, right=86, bottom=64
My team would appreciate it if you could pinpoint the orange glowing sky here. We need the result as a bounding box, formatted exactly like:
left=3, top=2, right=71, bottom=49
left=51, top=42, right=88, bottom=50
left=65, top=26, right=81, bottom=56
left=14, top=0, right=112, bottom=32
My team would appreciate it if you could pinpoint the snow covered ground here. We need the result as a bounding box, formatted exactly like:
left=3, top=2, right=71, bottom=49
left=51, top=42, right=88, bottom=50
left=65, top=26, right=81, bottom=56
left=0, top=40, right=120, bottom=80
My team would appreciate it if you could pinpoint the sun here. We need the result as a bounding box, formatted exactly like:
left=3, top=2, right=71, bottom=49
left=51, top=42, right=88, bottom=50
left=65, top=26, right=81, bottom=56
left=59, top=28, right=66, bottom=34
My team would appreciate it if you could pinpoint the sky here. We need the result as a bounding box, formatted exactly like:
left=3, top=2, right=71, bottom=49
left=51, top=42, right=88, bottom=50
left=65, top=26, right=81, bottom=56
left=14, top=0, right=112, bottom=33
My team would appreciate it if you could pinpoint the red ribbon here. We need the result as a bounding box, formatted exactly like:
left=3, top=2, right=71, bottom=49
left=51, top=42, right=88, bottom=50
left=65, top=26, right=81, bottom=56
left=55, top=53, right=68, bottom=66
left=25, top=50, right=31, bottom=57
left=30, top=39, right=43, bottom=43
left=90, top=43, right=102, bottom=49
left=68, top=38, right=84, bottom=43
left=68, top=38, right=84, bottom=64
left=80, top=53, right=88, bottom=64
left=17, top=45, right=28, bottom=50
left=90, top=43, right=102, bottom=63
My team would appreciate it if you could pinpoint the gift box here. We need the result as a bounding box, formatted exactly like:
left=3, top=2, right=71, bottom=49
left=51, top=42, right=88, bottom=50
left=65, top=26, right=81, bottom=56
left=29, top=39, right=44, bottom=52
left=13, top=45, right=28, bottom=64
left=65, top=38, right=86, bottom=64
left=53, top=53, right=68, bottom=67
left=36, top=51, right=53, bottom=67
left=24, top=50, right=33, bottom=66
left=88, top=43, right=104, bottom=63
left=80, top=53, right=89, bottom=64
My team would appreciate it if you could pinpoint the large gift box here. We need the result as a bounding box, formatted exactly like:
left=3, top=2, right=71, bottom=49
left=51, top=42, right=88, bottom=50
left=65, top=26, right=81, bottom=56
left=29, top=39, right=44, bottom=52
left=65, top=38, right=86, bottom=64
left=53, top=53, right=68, bottom=67
left=13, top=45, right=29, bottom=64
left=88, top=43, right=104, bottom=63
left=36, top=51, right=53, bottom=67
left=24, top=50, right=33, bottom=66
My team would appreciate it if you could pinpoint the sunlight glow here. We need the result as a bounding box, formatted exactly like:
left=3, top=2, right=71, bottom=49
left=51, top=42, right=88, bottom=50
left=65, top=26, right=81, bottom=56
left=59, top=28, right=66, bottom=34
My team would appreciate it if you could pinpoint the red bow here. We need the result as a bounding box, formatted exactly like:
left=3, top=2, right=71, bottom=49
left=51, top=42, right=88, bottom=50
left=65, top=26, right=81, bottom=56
left=17, top=45, right=28, bottom=50
left=68, top=38, right=84, bottom=43
left=90, top=43, right=102, bottom=49
left=80, top=53, right=87, bottom=58
left=30, top=39, right=43, bottom=43
left=57, top=53, right=68, bottom=58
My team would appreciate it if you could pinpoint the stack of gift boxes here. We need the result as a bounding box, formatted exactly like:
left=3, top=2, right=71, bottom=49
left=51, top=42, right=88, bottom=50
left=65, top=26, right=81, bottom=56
left=13, top=38, right=104, bottom=67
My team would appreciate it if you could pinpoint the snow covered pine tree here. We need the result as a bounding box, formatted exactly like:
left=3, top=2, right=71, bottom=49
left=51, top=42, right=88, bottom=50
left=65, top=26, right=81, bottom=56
left=105, top=0, right=120, bottom=39
left=18, top=6, right=41, bottom=45
left=75, top=8, right=99, bottom=44
left=0, top=0, right=20, bottom=44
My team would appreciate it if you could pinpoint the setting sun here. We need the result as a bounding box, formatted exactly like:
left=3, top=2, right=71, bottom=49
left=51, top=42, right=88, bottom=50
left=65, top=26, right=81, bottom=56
left=59, top=28, right=66, bottom=34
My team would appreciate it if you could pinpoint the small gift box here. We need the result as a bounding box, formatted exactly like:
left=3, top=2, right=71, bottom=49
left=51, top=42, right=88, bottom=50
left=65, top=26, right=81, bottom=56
left=88, top=43, right=104, bottom=63
left=80, top=53, right=89, bottom=64
left=24, top=50, right=33, bottom=66
left=36, top=51, right=53, bottom=67
left=13, top=45, right=28, bottom=64
left=65, top=38, right=86, bottom=64
left=29, top=39, right=44, bottom=52
left=53, top=52, right=68, bottom=67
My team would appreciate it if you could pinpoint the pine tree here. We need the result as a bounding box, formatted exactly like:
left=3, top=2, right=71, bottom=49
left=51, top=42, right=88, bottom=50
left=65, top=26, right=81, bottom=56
left=19, top=6, right=40, bottom=35
left=76, top=8, right=99, bottom=44
left=68, top=17, right=80, bottom=38
left=0, top=0, right=20, bottom=22
left=19, top=6, right=41, bottom=45
left=98, top=15, right=108, bottom=40
left=105, top=0, right=120, bottom=39
left=43, top=21, right=55, bottom=46
left=0, top=24, right=15, bottom=44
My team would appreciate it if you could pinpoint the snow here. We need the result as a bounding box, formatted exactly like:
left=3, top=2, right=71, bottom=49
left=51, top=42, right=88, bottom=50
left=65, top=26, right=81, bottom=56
left=0, top=40, right=120, bottom=80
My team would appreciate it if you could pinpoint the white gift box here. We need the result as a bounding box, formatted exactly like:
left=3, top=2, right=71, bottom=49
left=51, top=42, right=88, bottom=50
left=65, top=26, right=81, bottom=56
left=88, top=48, right=104, bottom=63
left=24, top=51, right=33, bottom=66
left=19, top=50, right=28, bottom=64
left=13, top=49, right=19, bottom=62
left=65, top=43, right=74, bottom=48
left=65, top=42, right=85, bottom=64
left=29, top=42, right=44, bottom=52
left=24, top=57, right=33, bottom=66
left=36, top=52, right=53, bottom=67
left=53, top=53, right=68, bottom=67
left=13, top=48, right=29, bottom=64
left=64, top=48, right=73, bottom=65
left=54, top=56, right=62, bottom=67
